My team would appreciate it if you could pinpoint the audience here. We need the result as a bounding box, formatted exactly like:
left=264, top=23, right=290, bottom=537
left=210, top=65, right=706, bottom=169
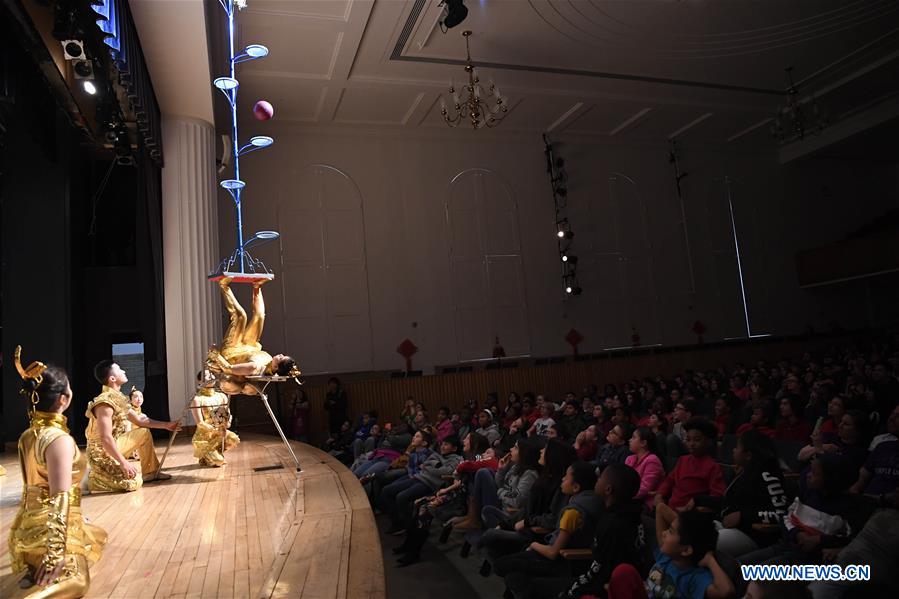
left=327, top=331, right=899, bottom=598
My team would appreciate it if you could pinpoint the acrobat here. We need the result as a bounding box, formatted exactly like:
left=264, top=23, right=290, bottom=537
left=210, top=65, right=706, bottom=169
left=206, top=277, right=298, bottom=395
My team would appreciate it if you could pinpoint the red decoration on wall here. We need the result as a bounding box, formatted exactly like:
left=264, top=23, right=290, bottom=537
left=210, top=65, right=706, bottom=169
left=692, top=320, right=707, bottom=344
left=631, top=326, right=640, bottom=347
left=397, top=338, right=418, bottom=371
left=565, top=328, right=584, bottom=357
left=492, top=336, right=506, bottom=359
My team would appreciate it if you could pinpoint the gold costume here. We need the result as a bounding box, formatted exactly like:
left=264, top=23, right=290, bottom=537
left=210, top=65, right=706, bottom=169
left=207, top=280, right=273, bottom=395
left=191, top=388, right=240, bottom=467
left=9, top=411, right=107, bottom=599
left=84, top=387, right=159, bottom=492
left=0, top=464, right=6, bottom=476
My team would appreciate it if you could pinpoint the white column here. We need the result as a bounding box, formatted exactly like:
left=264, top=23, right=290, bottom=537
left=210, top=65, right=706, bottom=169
left=162, top=116, right=222, bottom=420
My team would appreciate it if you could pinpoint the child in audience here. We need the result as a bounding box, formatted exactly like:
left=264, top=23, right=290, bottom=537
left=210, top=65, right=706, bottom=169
left=573, top=425, right=599, bottom=461
left=597, top=423, right=632, bottom=473
left=654, top=418, right=725, bottom=511
left=735, top=402, right=776, bottom=438
left=740, top=454, right=854, bottom=566
left=383, top=435, right=462, bottom=534
left=850, top=404, right=899, bottom=497
left=452, top=438, right=540, bottom=531
left=775, top=395, right=812, bottom=442
left=529, top=403, right=556, bottom=438
left=506, top=463, right=647, bottom=599
left=717, top=430, right=788, bottom=558
left=493, top=462, right=602, bottom=584
left=626, top=425, right=665, bottom=510
left=476, top=409, right=502, bottom=446
left=604, top=502, right=734, bottom=598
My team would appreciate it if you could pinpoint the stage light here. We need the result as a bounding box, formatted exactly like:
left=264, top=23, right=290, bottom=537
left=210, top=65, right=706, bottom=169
left=565, top=286, right=573, bottom=294
left=561, top=255, right=578, bottom=264
left=441, top=0, right=469, bottom=29
left=62, top=39, right=85, bottom=60
left=83, top=80, right=97, bottom=95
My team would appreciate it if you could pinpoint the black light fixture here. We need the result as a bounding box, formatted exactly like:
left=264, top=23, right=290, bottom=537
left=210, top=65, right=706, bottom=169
left=561, top=254, right=578, bottom=264
left=441, top=0, right=469, bottom=29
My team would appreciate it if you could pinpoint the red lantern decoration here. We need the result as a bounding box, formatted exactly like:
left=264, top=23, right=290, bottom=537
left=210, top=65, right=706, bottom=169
left=565, top=328, right=584, bottom=357
left=396, top=338, right=418, bottom=372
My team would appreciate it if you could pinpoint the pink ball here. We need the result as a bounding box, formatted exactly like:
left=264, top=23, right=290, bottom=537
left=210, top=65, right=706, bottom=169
left=253, top=100, right=274, bottom=121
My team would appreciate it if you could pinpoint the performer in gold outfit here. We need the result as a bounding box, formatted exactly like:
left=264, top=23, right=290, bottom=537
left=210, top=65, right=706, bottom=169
left=190, top=369, right=240, bottom=467
left=84, top=360, right=180, bottom=492
left=9, top=346, right=107, bottom=599
left=206, top=277, right=298, bottom=395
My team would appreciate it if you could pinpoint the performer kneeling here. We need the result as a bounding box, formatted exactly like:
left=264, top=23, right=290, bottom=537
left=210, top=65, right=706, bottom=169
left=191, top=369, right=240, bottom=467
left=85, top=360, right=180, bottom=492
left=10, top=347, right=107, bottom=598
left=206, top=277, right=298, bottom=395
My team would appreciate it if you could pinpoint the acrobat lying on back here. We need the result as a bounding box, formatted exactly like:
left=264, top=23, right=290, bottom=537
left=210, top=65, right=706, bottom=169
left=207, top=277, right=299, bottom=395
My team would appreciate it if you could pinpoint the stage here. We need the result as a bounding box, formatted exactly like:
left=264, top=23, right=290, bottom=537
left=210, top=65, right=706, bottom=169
left=0, top=433, right=385, bottom=599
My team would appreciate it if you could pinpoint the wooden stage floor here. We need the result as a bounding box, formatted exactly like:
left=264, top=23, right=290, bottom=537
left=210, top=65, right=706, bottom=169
left=0, top=433, right=385, bottom=599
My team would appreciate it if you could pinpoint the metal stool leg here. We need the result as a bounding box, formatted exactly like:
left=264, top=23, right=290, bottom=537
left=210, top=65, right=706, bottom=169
left=258, top=390, right=302, bottom=472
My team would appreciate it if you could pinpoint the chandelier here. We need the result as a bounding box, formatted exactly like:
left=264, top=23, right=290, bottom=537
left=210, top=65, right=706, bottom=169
left=770, top=67, right=827, bottom=143
left=440, top=30, right=508, bottom=129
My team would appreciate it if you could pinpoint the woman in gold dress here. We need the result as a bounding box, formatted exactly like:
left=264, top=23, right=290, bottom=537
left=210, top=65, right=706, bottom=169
left=8, top=346, right=106, bottom=598
left=190, top=369, right=240, bottom=467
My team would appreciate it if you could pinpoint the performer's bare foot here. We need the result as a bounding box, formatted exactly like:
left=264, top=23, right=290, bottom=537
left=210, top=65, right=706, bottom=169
left=252, top=278, right=269, bottom=289
left=219, top=276, right=233, bottom=289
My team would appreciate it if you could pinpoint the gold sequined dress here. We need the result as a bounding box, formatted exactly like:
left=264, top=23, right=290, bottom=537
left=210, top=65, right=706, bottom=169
left=84, top=387, right=159, bottom=492
left=8, top=411, right=107, bottom=598
left=191, top=388, right=240, bottom=467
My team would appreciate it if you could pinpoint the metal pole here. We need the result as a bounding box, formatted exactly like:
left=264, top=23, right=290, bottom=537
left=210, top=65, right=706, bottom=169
left=725, top=176, right=752, bottom=337
left=254, top=381, right=302, bottom=472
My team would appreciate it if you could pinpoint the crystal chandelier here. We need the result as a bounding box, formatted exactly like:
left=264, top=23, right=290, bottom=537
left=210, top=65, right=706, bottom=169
left=770, top=67, right=827, bottom=143
left=440, top=30, right=508, bottom=129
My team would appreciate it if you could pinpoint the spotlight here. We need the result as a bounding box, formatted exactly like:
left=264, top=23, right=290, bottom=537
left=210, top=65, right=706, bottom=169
left=73, top=59, right=93, bottom=78
left=61, top=39, right=84, bottom=60
left=565, top=286, right=572, bottom=294
left=556, top=218, right=573, bottom=239
left=83, top=81, right=97, bottom=95
left=440, top=0, right=469, bottom=29
left=561, top=255, right=578, bottom=264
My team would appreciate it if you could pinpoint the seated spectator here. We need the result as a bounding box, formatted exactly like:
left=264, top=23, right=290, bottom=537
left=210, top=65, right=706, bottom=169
left=476, top=409, right=502, bottom=446
left=434, top=406, right=454, bottom=443
left=798, top=409, right=869, bottom=474
left=506, top=463, right=645, bottom=599
left=597, top=422, right=632, bottom=473
left=807, top=491, right=899, bottom=599
left=741, top=454, right=855, bottom=566
left=588, top=404, right=614, bottom=438
left=411, top=408, right=429, bottom=432
left=352, top=427, right=409, bottom=479
left=547, top=423, right=563, bottom=440
left=452, top=438, right=540, bottom=531
left=605, top=502, right=734, bottom=598
left=493, top=462, right=601, bottom=584
left=654, top=418, right=726, bottom=511
left=383, top=435, right=462, bottom=534
left=717, top=430, right=788, bottom=558
left=869, top=403, right=899, bottom=450
left=521, top=397, right=538, bottom=427
left=713, top=396, right=735, bottom=437
left=479, top=439, right=576, bottom=572
left=573, top=424, right=599, bottom=461
left=399, top=397, right=417, bottom=431
left=664, top=399, right=697, bottom=469
left=323, top=420, right=355, bottom=464
left=775, top=395, right=812, bottom=442
left=819, top=395, right=846, bottom=437
left=369, top=429, right=433, bottom=503
left=850, top=404, right=899, bottom=497
left=455, top=406, right=474, bottom=441
left=626, top=425, right=665, bottom=510
left=736, top=402, right=776, bottom=438
left=557, top=401, right=587, bottom=439
left=529, top=403, right=557, bottom=438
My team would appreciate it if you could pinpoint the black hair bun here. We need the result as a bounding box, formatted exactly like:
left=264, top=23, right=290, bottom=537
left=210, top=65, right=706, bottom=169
left=21, top=378, right=40, bottom=393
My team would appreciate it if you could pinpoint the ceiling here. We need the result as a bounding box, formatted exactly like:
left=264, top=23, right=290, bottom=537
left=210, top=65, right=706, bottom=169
left=216, top=0, right=899, bottom=145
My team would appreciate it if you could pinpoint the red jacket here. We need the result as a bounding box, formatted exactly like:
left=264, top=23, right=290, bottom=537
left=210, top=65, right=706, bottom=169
left=656, top=453, right=726, bottom=510
left=775, top=418, right=812, bottom=443
left=735, top=422, right=776, bottom=438
left=456, top=457, right=499, bottom=474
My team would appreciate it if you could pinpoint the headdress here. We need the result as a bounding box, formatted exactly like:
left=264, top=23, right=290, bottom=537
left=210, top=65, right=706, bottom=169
left=14, top=345, right=48, bottom=413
